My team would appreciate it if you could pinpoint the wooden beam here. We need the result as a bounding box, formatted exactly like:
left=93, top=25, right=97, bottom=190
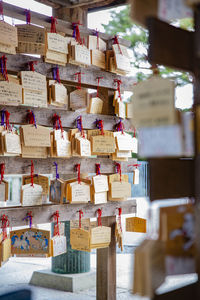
left=0, top=199, right=136, bottom=227
left=53, top=6, right=88, bottom=27
left=153, top=283, right=198, bottom=300
left=147, top=17, right=194, bottom=72
left=149, top=158, right=194, bottom=200
left=2, top=2, right=131, bottom=47
left=97, top=216, right=116, bottom=300
left=3, top=53, right=136, bottom=92
left=1, top=157, right=137, bottom=174
left=1, top=105, right=132, bottom=131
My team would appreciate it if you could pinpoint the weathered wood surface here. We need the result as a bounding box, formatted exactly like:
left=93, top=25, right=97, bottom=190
left=3, top=53, right=136, bottom=91
left=3, top=2, right=130, bottom=47
left=0, top=199, right=136, bottom=227
left=1, top=157, right=137, bottom=174
left=97, top=216, right=116, bottom=300
left=149, top=158, right=194, bottom=200
left=2, top=105, right=132, bottom=130
left=148, top=17, right=194, bottom=72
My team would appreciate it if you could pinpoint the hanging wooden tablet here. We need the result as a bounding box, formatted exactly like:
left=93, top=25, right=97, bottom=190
left=2, top=131, right=21, bottom=156
left=112, top=44, right=131, bottom=74
left=21, top=144, right=48, bottom=158
left=70, top=228, right=91, bottom=252
left=0, top=21, right=18, bottom=54
left=51, top=235, right=67, bottom=257
left=92, top=189, right=107, bottom=205
left=0, top=81, right=22, bottom=105
left=70, top=44, right=91, bottom=66
left=133, top=168, right=140, bottom=184
left=90, top=226, right=111, bottom=249
left=10, top=228, right=50, bottom=255
left=115, top=132, right=138, bottom=153
left=88, top=35, right=106, bottom=52
left=91, top=135, right=115, bottom=155
left=126, top=217, right=147, bottom=233
left=110, top=181, right=131, bottom=199
left=16, top=24, right=46, bottom=55
left=51, top=83, right=68, bottom=107
left=21, top=183, right=43, bottom=206
left=92, top=174, right=108, bottom=193
left=68, top=181, right=91, bottom=203
left=133, top=76, right=176, bottom=128
left=69, top=89, right=88, bottom=110
left=88, top=97, right=103, bottom=114
left=126, top=101, right=134, bottom=119
left=49, top=178, right=64, bottom=204
left=0, top=236, right=11, bottom=267
left=45, top=33, right=69, bottom=65
left=76, top=136, right=91, bottom=157
left=20, top=71, right=47, bottom=108
left=22, top=175, right=49, bottom=196
left=115, top=99, right=126, bottom=119
left=91, top=50, right=106, bottom=69
left=21, top=125, right=51, bottom=147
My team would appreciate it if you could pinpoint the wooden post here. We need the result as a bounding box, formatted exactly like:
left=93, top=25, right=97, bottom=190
left=97, top=216, right=116, bottom=300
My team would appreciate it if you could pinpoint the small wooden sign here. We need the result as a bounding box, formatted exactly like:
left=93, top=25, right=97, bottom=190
left=92, top=191, right=107, bottom=205
left=23, top=175, right=49, bottom=195
left=76, top=137, right=91, bottom=157
left=45, top=50, right=67, bottom=66
left=22, top=89, right=47, bottom=108
left=10, top=228, right=50, bottom=255
left=115, top=220, right=123, bottom=251
left=21, top=183, right=43, bottom=206
left=69, top=89, right=88, bottom=110
left=0, top=21, right=17, bottom=47
left=68, top=181, right=91, bottom=203
left=21, top=144, right=48, bottom=158
left=16, top=24, right=46, bottom=55
left=71, top=44, right=91, bottom=66
left=110, top=181, right=131, bottom=199
left=133, top=76, right=176, bottom=127
left=51, top=235, right=67, bottom=257
left=21, top=125, right=51, bottom=147
left=3, top=131, right=21, bottom=155
left=92, top=175, right=108, bottom=193
left=0, top=81, right=22, bottom=105
left=90, top=226, right=111, bottom=249
left=91, top=135, right=116, bottom=155
left=20, top=71, right=47, bottom=92
left=51, top=83, right=68, bottom=107
left=126, top=217, right=147, bottom=233
left=70, top=228, right=90, bottom=252
left=115, top=132, right=138, bottom=152
left=47, top=33, right=70, bottom=54
left=88, top=97, right=103, bottom=114
left=88, top=36, right=106, bottom=52
left=91, top=50, right=106, bottom=69
left=133, top=169, right=140, bottom=184
left=49, top=178, right=64, bottom=204
left=0, top=237, right=11, bottom=266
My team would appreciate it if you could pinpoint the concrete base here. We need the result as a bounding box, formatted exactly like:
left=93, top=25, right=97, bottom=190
left=29, top=269, right=96, bottom=292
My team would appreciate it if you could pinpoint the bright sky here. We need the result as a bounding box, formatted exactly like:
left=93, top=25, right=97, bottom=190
left=3, top=0, right=193, bottom=109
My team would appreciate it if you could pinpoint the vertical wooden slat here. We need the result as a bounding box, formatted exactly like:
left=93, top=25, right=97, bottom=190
left=97, top=216, right=116, bottom=300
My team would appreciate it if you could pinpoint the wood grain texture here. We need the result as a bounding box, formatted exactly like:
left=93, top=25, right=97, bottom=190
left=149, top=158, right=194, bottom=200
left=97, top=216, right=116, bottom=300
left=147, top=17, right=194, bottom=72
left=1, top=157, right=137, bottom=174
left=3, top=2, right=130, bottom=47
left=0, top=199, right=136, bottom=227
left=3, top=53, right=136, bottom=91
left=0, top=105, right=132, bottom=130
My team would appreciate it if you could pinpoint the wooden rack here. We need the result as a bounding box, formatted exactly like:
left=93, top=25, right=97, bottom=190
left=0, top=2, right=138, bottom=300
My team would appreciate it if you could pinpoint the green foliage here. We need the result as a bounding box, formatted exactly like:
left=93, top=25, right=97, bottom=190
left=102, top=6, right=192, bottom=86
